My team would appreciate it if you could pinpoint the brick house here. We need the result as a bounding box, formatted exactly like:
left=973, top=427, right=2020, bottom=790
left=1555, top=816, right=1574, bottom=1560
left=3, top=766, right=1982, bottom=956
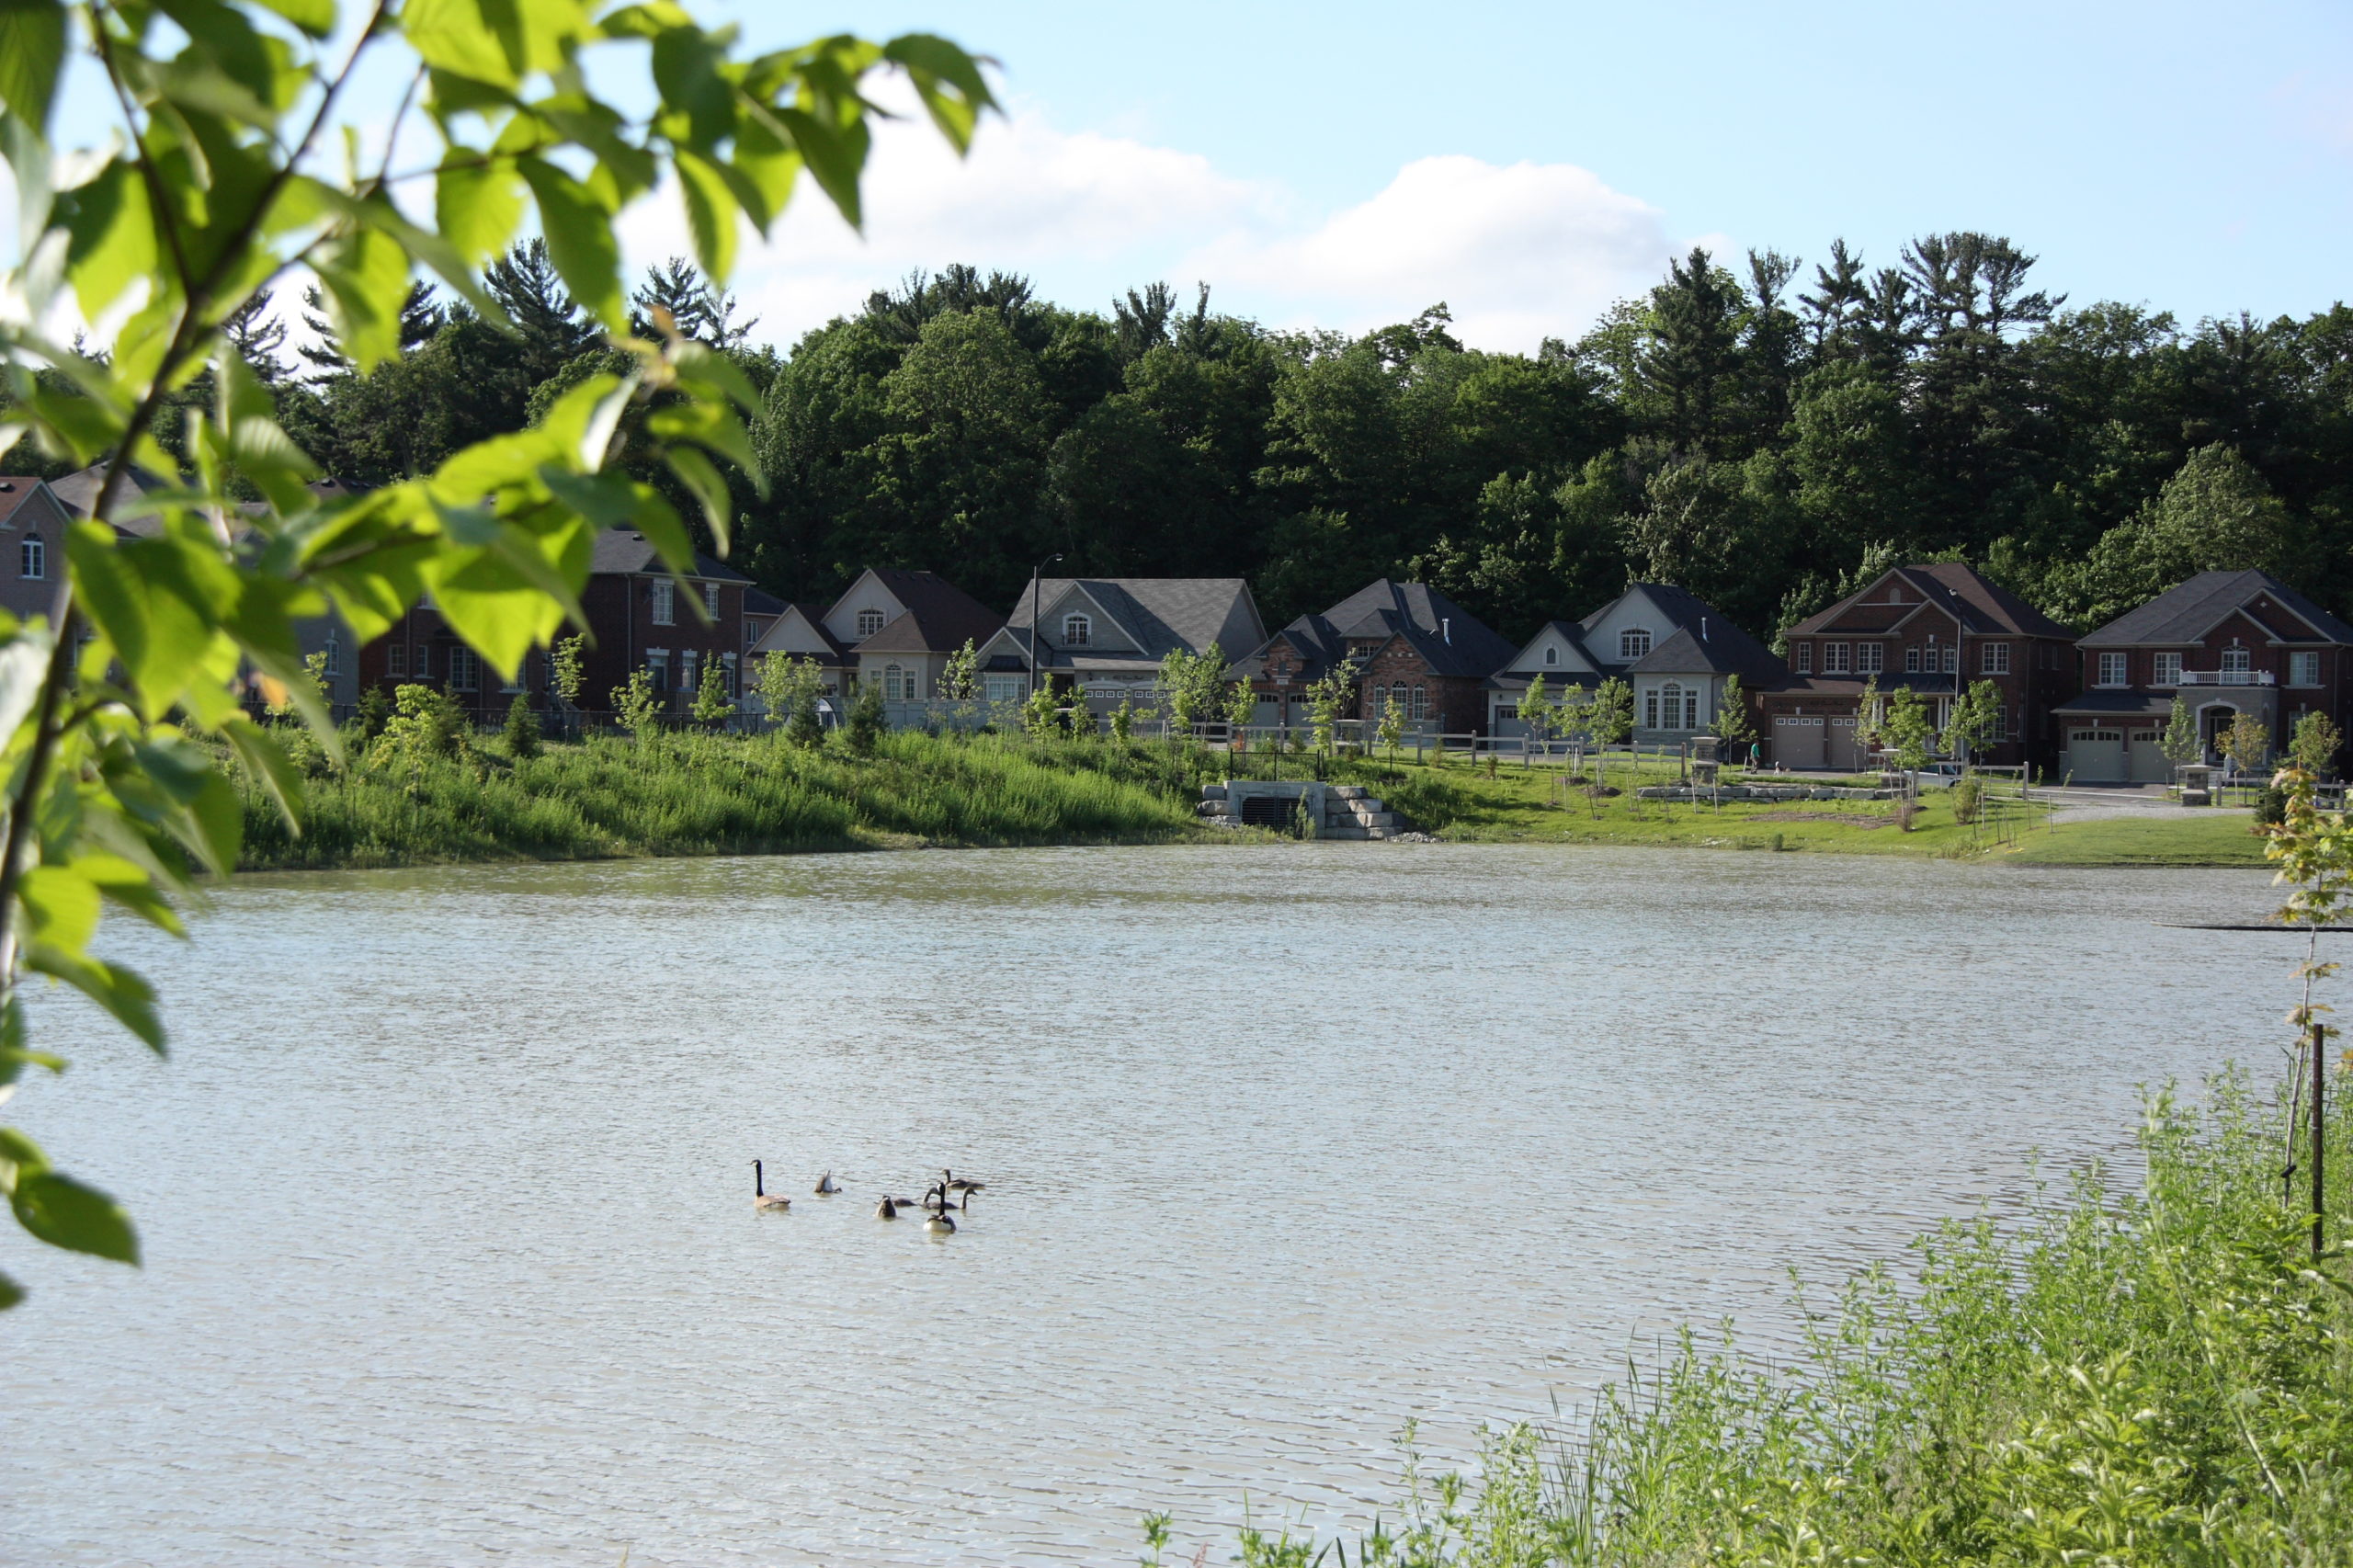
left=1236, top=580, right=1516, bottom=735
left=1487, top=583, right=1787, bottom=745
left=1768, top=563, right=2077, bottom=769
left=358, top=526, right=754, bottom=719
left=2055, top=570, right=2353, bottom=781
left=0, top=477, right=71, bottom=625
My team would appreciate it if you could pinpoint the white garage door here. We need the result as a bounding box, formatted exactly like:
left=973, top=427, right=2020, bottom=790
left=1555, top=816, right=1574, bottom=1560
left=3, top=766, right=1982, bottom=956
left=1773, top=716, right=1824, bottom=768
left=2069, top=728, right=2125, bottom=782
left=2128, top=731, right=2171, bottom=784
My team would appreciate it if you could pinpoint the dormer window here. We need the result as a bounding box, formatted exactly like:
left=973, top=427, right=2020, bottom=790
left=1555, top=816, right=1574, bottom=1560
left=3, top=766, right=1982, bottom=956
left=856, top=608, right=885, bottom=638
left=1063, top=613, right=1091, bottom=647
left=1543, top=646, right=1558, bottom=667
left=1620, top=628, right=1651, bottom=660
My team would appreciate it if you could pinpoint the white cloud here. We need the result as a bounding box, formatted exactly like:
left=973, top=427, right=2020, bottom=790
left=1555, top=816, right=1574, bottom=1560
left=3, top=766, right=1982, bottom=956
left=620, top=97, right=1675, bottom=354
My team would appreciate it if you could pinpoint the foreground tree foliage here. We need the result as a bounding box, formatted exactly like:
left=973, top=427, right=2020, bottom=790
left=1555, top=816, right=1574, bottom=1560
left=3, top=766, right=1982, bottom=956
left=0, top=0, right=990, bottom=1306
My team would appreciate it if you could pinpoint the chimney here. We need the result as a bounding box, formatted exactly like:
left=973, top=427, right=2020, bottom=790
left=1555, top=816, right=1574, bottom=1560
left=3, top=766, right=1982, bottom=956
left=1441, top=618, right=1451, bottom=644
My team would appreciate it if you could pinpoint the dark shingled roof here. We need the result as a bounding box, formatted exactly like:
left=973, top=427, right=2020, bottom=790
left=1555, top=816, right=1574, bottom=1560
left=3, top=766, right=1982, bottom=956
left=2077, top=570, right=2353, bottom=648
left=1783, top=562, right=2074, bottom=641
left=744, top=586, right=787, bottom=618
left=848, top=569, right=1003, bottom=653
left=1627, top=621, right=1789, bottom=684
left=1241, top=579, right=1516, bottom=680
left=589, top=526, right=750, bottom=583
left=1005, top=577, right=1264, bottom=664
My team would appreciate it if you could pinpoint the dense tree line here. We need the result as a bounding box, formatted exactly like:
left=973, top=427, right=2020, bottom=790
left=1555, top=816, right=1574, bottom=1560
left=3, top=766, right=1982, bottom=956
left=18, top=235, right=2349, bottom=643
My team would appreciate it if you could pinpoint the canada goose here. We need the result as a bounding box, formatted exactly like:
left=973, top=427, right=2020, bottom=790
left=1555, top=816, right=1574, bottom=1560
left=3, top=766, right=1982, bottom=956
left=815, top=1171, right=841, bottom=1195
left=875, top=1196, right=902, bottom=1220
left=751, top=1161, right=790, bottom=1211
left=924, top=1208, right=957, bottom=1234
left=941, top=1170, right=984, bottom=1210
left=919, top=1183, right=952, bottom=1211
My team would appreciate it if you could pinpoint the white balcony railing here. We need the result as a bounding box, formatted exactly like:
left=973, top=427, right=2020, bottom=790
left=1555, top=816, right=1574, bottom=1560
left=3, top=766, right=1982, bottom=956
left=2174, top=670, right=2275, bottom=687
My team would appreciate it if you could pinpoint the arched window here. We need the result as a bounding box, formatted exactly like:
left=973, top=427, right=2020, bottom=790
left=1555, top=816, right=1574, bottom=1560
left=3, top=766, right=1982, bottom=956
left=856, top=608, right=885, bottom=638
left=1543, top=645, right=1558, bottom=667
left=884, top=663, right=907, bottom=700
left=1063, top=613, right=1091, bottom=647
left=1619, top=628, right=1651, bottom=660
left=1390, top=681, right=1407, bottom=710
left=1409, top=685, right=1427, bottom=720
left=19, top=534, right=42, bottom=581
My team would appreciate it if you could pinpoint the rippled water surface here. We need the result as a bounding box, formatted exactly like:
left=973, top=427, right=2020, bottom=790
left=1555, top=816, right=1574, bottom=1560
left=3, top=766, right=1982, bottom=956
left=0, top=844, right=2298, bottom=1565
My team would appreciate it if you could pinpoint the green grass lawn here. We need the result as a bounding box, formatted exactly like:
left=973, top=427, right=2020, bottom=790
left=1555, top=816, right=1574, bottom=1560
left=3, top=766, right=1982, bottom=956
left=2006, top=808, right=2271, bottom=867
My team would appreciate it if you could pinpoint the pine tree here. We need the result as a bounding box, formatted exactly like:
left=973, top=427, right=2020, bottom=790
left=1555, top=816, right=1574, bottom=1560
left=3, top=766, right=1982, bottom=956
left=486, top=239, right=596, bottom=381
left=221, top=293, right=289, bottom=385
left=630, top=257, right=756, bottom=348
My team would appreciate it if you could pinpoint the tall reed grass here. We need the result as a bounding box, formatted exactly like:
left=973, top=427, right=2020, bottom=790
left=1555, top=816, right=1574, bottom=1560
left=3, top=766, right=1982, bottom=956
left=1190, top=1074, right=2353, bottom=1567
left=237, top=730, right=1221, bottom=869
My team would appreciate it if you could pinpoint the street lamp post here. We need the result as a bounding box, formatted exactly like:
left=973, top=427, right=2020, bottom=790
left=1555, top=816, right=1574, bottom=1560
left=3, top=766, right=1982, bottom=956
left=1028, top=554, right=1063, bottom=702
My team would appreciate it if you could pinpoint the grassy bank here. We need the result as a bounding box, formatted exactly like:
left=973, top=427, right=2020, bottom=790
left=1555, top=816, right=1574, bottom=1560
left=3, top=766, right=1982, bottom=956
left=235, top=729, right=2271, bottom=870
left=238, top=730, right=1222, bottom=869
left=1189, top=1074, right=2353, bottom=1566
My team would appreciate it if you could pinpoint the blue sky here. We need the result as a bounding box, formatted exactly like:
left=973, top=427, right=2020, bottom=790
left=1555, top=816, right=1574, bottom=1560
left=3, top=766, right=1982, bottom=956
left=28, top=1, right=2353, bottom=354
left=665, top=0, right=2350, bottom=350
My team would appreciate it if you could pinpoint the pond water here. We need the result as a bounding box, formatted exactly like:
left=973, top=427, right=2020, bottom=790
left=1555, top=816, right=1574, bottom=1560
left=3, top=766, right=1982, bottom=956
left=0, top=844, right=2301, bottom=1565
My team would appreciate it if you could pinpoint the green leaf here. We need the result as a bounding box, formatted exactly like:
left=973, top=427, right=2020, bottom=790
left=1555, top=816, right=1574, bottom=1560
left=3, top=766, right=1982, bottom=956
left=313, top=225, right=415, bottom=374
left=0, top=623, right=53, bottom=746
left=249, top=0, right=333, bottom=38
left=55, top=160, right=160, bottom=323
left=17, top=864, right=101, bottom=953
left=0, top=0, right=66, bottom=130
left=518, top=157, right=624, bottom=330
left=664, top=447, right=732, bottom=555
left=673, top=149, right=738, bottom=284
left=12, top=1169, right=139, bottom=1264
left=66, top=526, right=238, bottom=722
left=881, top=33, right=996, bottom=153
left=435, top=156, right=526, bottom=267
left=25, top=943, right=165, bottom=1055
left=0, top=1266, right=23, bottom=1310
left=219, top=715, right=305, bottom=832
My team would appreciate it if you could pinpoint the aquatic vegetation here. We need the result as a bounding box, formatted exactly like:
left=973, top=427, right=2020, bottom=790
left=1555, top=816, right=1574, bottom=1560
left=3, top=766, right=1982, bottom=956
left=1190, top=1075, right=2353, bottom=1566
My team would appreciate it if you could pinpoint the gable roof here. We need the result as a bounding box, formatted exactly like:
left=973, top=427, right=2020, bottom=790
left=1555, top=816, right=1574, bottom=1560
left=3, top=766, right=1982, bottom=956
left=1783, top=563, right=2074, bottom=642
left=840, top=569, right=1003, bottom=653
left=1627, top=620, right=1790, bottom=684
left=1004, top=576, right=1264, bottom=663
left=589, top=526, right=751, bottom=583
left=0, top=478, right=61, bottom=531
left=1242, top=578, right=1518, bottom=682
left=2077, top=569, right=2353, bottom=648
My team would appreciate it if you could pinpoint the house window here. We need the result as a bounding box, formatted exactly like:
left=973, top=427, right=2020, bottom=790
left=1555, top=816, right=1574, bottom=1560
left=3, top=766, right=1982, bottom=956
left=1063, top=613, right=1091, bottom=647
left=856, top=608, right=885, bottom=639
left=1543, top=645, right=1558, bottom=667
left=415, top=645, right=431, bottom=680
left=680, top=649, right=699, bottom=695
left=2097, top=652, right=2127, bottom=687
left=744, top=619, right=765, bottom=652
left=1620, top=628, right=1651, bottom=660
left=884, top=663, right=909, bottom=700
left=1990, top=705, right=2011, bottom=742
left=1982, top=642, right=2010, bottom=676
left=651, top=578, right=675, bottom=626
left=323, top=627, right=341, bottom=677
left=647, top=649, right=670, bottom=694
left=19, top=534, right=43, bottom=580
left=1390, top=681, right=1407, bottom=712
left=983, top=673, right=1023, bottom=704
left=1857, top=642, right=1883, bottom=674
left=703, top=582, right=721, bottom=618
left=2222, top=646, right=2251, bottom=677
left=1644, top=688, right=1658, bottom=729
left=1823, top=642, right=1851, bottom=674
left=722, top=652, right=738, bottom=695
left=1940, top=645, right=1958, bottom=674
left=1410, top=684, right=1427, bottom=720
left=2290, top=651, right=2321, bottom=687
left=1794, top=642, right=1812, bottom=674
left=449, top=646, right=481, bottom=692
left=387, top=642, right=405, bottom=678
left=502, top=653, right=526, bottom=695
left=1904, top=645, right=1921, bottom=674
left=2154, top=653, right=2182, bottom=686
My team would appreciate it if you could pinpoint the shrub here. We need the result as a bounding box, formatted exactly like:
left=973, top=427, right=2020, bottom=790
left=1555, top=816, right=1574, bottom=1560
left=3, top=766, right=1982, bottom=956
left=2256, top=783, right=2288, bottom=828
left=356, top=684, right=390, bottom=740
left=1952, top=775, right=1983, bottom=824
left=787, top=690, right=824, bottom=749
left=845, top=681, right=885, bottom=756
left=504, top=695, right=541, bottom=760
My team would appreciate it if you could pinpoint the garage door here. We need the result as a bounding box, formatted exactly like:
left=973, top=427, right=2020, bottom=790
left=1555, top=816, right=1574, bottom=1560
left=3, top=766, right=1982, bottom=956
left=1772, top=715, right=1824, bottom=768
left=1829, top=715, right=1866, bottom=772
left=2128, top=731, right=2171, bottom=784
left=2069, top=728, right=2125, bottom=782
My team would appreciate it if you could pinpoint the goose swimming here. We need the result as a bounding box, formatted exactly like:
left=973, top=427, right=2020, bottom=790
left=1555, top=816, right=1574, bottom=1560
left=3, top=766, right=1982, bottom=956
left=815, top=1171, right=841, bottom=1195
left=751, top=1161, right=790, bottom=1211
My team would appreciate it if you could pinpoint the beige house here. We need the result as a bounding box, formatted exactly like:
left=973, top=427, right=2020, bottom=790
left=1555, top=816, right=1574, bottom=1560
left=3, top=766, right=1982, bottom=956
left=974, top=577, right=1266, bottom=713
left=752, top=568, right=1003, bottom=701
